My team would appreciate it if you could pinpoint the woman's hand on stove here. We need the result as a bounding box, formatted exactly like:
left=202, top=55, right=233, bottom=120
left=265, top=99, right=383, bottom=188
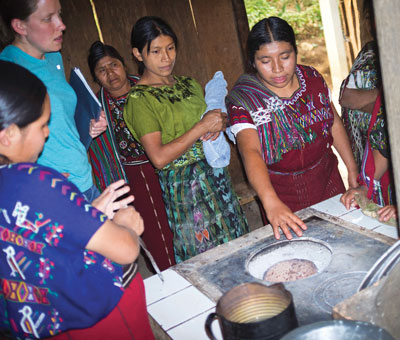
left=340, top=185, right=368, bottom=210
left=265, top=199, right=307, bottom=240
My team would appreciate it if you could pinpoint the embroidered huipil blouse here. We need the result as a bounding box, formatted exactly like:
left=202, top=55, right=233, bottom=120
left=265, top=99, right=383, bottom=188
left=226, top=65, right=334, bottom=173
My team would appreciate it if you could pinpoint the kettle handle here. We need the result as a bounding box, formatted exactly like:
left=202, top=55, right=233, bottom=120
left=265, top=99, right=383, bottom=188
left=205, top=312, right=219, bottom=340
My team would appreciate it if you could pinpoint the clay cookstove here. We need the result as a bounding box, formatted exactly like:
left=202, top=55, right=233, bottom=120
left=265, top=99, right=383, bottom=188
left=174, top=210, right=395, bottom=325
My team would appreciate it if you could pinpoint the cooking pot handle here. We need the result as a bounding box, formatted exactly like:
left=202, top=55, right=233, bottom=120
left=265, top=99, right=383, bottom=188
left=205, top=312, right=219, bottom=340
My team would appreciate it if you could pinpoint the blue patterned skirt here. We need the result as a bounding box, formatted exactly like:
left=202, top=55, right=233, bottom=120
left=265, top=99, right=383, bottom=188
left=158, top=158, right=249, bottom=263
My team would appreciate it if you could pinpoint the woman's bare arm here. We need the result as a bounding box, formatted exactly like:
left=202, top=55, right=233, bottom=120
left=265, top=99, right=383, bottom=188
left=86, top=206, right=143, bottom=265
left=331, top=104, right=359, bottom=188
left=339, top=88, right=379, bottom=113
left=140, top=109, right=226, bottom=169
left=236, top=129, right=307, bottom=240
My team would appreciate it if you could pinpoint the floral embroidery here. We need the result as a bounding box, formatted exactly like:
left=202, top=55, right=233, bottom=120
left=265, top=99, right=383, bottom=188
left=132, top=76, right=195, bottom=104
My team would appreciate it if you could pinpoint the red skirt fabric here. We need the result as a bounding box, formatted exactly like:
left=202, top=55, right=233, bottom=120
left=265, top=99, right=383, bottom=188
left=124, top=162, right=176, bottom=271
left=264, top=150, right=345, bottom=217
left=50, top=273, right=154, bottom=340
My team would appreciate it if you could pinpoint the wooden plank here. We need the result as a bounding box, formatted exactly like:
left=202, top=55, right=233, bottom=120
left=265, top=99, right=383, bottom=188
left=191, top=0, right=246, bottom=89
left=91, top=0, right=148, bottom=82
left=231, top=0, right=250, bottom=68
left=344, top=0, right=359, bottom=56
left=148, top=0, right=208, bottom=85
left=357, top=0, right=373, bottom=47
left=319, top=0, right=349, bottom=103
left=352, top=0, right=361, bottom=50
left=339, top=1, right=354, bottom=66
left=93, top=0, right=207, bottom=87
left=59, top=0, right=247, bottom=90
left=60, top=0, right=100, bottom=87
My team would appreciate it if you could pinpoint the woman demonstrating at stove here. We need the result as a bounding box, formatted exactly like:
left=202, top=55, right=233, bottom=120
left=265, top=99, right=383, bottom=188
left=226, top=17, right=358, bottom=240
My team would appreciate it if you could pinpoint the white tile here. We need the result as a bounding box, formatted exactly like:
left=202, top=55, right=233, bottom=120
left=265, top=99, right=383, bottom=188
left=311, top=194, right=355, bottom=217
left=167, top=308, right=223, bottom=340
left=373, top=224, right=399, bottom=239
left=147, top=285, right=216, bottom=331
left=144, top=269, right=192, bottom=305
left=340, top=209, right=381, bottom=230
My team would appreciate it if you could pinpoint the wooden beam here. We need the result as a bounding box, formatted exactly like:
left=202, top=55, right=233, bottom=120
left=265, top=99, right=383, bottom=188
left=319, top=0, right=349, bottom=105
left=231, top=0, right=249, bottom=70
left=60, top=0, right=100, bottom=87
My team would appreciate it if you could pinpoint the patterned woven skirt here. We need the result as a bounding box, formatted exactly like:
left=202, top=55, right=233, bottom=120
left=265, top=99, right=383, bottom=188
left=158, top=159, right=249, bottom=263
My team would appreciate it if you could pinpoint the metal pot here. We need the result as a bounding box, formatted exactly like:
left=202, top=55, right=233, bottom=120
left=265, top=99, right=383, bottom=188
left=205, top=282, right=298, bottom=340
left=280, top=320, right=394, bottom=340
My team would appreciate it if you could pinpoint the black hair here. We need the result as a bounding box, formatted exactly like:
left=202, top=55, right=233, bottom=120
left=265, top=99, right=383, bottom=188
left=130, top=16, right=178, bottom=75
left=0, top=60, right=46, bottom=130
left=247, top=17, right=297, bottom=73
left=0, top=0, right=39, bottom=37
left=88, top=40, right=125, bottom=82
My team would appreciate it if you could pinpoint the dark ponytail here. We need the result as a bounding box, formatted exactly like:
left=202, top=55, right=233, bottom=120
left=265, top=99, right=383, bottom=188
left=0, top=60, right=47, bottom=130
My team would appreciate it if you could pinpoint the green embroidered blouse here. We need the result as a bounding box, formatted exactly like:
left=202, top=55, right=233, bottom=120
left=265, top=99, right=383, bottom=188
left=124, top=76, right=207, bottom=145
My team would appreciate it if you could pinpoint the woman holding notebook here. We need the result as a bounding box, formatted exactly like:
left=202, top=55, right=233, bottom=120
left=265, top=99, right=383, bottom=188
left=87, top=40, right=176, bottom=271
left=0, top=0, right=100, bottom=202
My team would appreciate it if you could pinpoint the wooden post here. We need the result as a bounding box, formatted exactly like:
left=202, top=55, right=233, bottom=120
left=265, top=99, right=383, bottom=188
left=339, top=0, right=361, bottom=65
left=373, top=0, right=400, bottom=233
left=319, top=0, right=349, bottom=108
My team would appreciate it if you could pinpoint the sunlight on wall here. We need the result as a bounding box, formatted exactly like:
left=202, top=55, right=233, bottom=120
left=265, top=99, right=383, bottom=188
left=188, top=0, right=198, bottom=35
left=89, top=0, right=104, bottom=43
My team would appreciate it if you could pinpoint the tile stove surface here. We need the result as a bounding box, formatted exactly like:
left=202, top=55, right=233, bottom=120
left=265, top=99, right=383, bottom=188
left=194, top=215, right=391, bottom=325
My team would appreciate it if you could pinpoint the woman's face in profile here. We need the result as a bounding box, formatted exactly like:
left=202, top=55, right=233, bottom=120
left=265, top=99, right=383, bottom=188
left=19, top=0, right=65, bottom=59
left=94, top=56, right=130, bottom=97
left=253, top=40, right=297, bottom=96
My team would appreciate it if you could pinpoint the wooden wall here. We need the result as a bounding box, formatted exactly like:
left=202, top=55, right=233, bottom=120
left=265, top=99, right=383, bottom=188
left=339, top=0, right=374, bottom=66
left=60, top=0, right=248, bottom=90
left=59, top=0, right=250, bottom=191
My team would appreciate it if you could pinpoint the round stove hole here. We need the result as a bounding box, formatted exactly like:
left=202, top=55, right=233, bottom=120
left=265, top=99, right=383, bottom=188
left=246, top=238, right=332, bottom=282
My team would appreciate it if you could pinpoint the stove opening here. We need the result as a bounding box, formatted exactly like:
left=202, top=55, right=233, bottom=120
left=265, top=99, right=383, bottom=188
left=246, top=238, right=332, bottom=282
